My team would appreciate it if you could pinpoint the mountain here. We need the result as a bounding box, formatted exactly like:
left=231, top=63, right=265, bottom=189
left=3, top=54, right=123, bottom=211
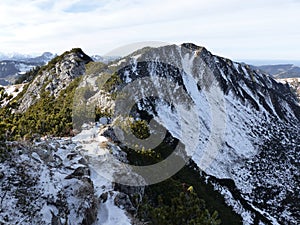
left=254, top=64, right=300, bottom=79
left=0, top=52, right=33, bottom=61
left=91, top=54, right=120, bottom=63
left=0, top=52, right=55, bottom=85
left=0, top=44, right=299, bottom=225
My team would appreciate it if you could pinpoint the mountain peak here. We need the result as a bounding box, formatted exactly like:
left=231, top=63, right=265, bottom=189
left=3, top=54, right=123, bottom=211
left=16, top=48, right=92, bottom=112
left=67, top=48, right=92, bottom=61
left=181, top=42, right=206, bottom=51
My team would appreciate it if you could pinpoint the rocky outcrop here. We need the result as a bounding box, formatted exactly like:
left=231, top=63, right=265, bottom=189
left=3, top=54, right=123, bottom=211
left=277, top=77, right=300, bottom=101
left=0, top=139, right=97, bottom=225
left=17, top=48, right=92, bottom=112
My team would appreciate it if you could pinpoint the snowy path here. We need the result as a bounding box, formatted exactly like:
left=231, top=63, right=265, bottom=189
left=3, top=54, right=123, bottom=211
left=73, top=126, right=132, bottom=225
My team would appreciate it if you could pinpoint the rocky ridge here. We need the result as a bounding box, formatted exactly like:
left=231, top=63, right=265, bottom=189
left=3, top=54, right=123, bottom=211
left=17, top=49, right=92, bottom=113
left=1, top=43, right=299, bottom=224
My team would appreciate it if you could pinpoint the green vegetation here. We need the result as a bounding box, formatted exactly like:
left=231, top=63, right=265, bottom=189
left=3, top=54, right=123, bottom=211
left=0, top=87, right=8, bottom=104
left=95, top=107, right=111, bottom=122
left=140, top=191, right=221, bottom=225
left=85, top=61, right=107, bottom=75
left=0, top=48, right=95, bottom=142
left=0, top=77, right=81, bottom=140
left=101, top=72, right=122, bottom=93
left=130, top=119, right=150, bottom=139
left=41, top=48, right=92, bottom=72
left=123, top=137, right=242, bottom=225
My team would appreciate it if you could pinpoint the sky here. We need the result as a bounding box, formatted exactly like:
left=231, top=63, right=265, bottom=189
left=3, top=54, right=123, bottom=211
left=0, top=0, right=300, bottom=61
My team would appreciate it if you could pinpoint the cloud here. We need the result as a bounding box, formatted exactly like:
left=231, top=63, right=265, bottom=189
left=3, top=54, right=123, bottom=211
left=0, top=0, right=299, bottom=60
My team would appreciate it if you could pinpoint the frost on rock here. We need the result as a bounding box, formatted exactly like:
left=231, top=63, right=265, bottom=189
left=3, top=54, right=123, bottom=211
left=73, top=126, right=144, bottom=225
left=0, top=139, right=97, bottom=225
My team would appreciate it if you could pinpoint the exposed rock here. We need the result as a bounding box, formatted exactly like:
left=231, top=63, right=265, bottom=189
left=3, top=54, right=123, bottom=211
left=17, top=49, right=92, bottom=112
left=100, top=192, right=108, bottom=203
left=114, top=193, right=136, bottom=213
left=65, top=166, right=90, bottom=179
left=0, top=139, right=97, bottom=225
left=101, top=126, right=119, bottom=142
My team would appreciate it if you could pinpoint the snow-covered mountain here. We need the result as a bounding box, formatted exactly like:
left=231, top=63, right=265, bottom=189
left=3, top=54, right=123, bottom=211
left=0, top=52, right=55, bottom=85
left=0, top=52, right=33, bottom=61
left=84, top=43, right=299, bottom=224
left=1, top=44, right=299, bottom=225
left=0, top=52, right=54, bottom=62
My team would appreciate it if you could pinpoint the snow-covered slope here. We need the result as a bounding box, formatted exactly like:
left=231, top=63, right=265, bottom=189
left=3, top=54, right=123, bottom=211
left=0, top=139, right=97, bottom=225
left=81, top=43, right=299, bottom=224
left=0, top=83, right=26, bottom=107
left=0, top=130, right=136, bottom=225
left=73, top=126, right=137, bottom=225
left=1, top=43, right=299, bottom=224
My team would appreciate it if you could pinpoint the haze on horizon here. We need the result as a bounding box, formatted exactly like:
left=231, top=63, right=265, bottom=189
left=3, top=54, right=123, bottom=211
left=0, top=0, right=299, bottom=62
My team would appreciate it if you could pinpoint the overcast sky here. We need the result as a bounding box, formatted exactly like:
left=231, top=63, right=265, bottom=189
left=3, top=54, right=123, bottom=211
left=0, top=0, right=299, bottom=61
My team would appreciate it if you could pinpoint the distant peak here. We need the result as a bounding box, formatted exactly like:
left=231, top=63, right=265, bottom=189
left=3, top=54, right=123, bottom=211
left=41, top=52, right=54, bottom=57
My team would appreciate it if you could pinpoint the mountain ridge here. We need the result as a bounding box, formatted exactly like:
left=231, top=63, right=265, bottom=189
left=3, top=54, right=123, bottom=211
left=0, top=43, right=299, bottom=225
left=0, top=52, right=56, bottom=85
left=253, top=64, right=300, bottom=79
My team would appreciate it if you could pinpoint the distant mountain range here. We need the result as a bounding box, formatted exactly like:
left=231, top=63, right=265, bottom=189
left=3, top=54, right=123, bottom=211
left=0, top=52, right=55, bottom=85
left=250, top=64, right=300, bottom=100
left=0, top=52, right=55, bottom=63
left=253, top=64, right=300, bottom=79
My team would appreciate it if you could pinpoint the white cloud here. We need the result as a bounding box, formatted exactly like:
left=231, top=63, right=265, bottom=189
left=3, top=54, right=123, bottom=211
left=0, top=0, right=299, bottom=60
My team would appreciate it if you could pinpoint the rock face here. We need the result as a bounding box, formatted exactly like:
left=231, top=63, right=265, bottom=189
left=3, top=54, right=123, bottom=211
left=17, top=49, right=92, bottom=112
left=0, top=139, right=97, bottom=225
left=277, top=77, right=300, bottom=101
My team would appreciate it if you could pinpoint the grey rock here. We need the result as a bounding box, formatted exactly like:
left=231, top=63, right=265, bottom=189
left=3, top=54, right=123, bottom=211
left=0, top=140, right=97, bottom=225
left=100, top=192, right=108, bottom=203
left=65, top=166, right=90, bottom=180
left=114, top=193, right=136, bottom=213
left=17, top=50, right=92, bottom=113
